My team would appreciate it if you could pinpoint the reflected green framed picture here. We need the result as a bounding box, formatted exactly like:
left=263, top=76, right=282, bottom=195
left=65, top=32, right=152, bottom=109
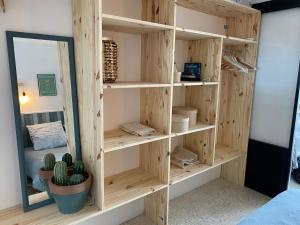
left=37, top=74, right=57, bottom=96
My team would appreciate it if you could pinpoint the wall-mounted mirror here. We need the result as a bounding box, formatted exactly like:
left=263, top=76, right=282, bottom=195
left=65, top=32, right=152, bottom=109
left=6, top=31, right=81, bottom=212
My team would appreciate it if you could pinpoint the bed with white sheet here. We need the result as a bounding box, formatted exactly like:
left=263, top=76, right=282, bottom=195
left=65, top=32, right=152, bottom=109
left=238, top=189, right=300, bottom=225
left=21, top=111, right=68, bottom=192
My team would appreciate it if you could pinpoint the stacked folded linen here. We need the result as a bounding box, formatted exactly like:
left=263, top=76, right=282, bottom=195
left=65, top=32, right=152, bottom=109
left=171, top=146, right=199, bottom=169
left=120, top=122, right=156, bottom=136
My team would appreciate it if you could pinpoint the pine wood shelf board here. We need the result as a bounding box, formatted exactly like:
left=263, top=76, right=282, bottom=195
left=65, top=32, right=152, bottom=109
left=214, top=145, right=244, bottom=166
left=221, top=68, right=256, bottom=73
left=103, top=81, right=172, bottom=89
left=170, top=145, right=243, bottom=185
left=176, top=27, right=224, bottom=40
left=171, top=123, right=216, bottom=137
left=175, top=0, right=259, bottom=18
left=0, top=203, right=100, bottom=225
left=104, top=168, right=167, bottom=210
left=223, top=36, right=257, bottom=46
left=102, top=14, right=174, bottom=34
left=104, top=129, right=169, bottom=153
left=173, top=81, right=219, bottom=87
left=170, top=163, right=212, bottom=185
left=0, top=0, right=4, bottom=12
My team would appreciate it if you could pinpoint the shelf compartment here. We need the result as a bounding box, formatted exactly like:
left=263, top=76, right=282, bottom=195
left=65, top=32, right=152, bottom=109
left=170, top=145, right=243, bottom=185
left=171, top=123, right=215, bottom=137
left=214, top=145, right=244, bottom=166
left=176, top=27, right=224, bottom=40
left=170, top=162, right=211, bottom=185
left=104, top=129, right=169, bottom=153
left=103, top=81, right=171, bottom=89
left=104, top=168, right=167, bottom=210
left=223, top=36, right=257, bottom=46
left=176, top=0, right=259, bottom=18
left=173, top=81, right=219, bottom=87
left=102, top=14, right=174, bottom=34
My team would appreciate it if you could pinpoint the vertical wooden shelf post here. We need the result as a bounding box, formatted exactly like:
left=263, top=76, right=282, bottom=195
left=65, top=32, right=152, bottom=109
left=73, top=0, right=104, bottom=210
left=218, top=12, right=261, bottom=185
left=141, top=0, right=175, bottom=224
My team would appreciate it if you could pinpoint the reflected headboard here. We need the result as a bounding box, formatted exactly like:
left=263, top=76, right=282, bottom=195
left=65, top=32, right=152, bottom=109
left=21, top=111, right=65, bottom=148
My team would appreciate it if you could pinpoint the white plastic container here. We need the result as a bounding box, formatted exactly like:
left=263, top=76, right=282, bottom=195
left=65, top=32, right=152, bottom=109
left=173, top=106, right=198, bottom=126
left=173, top=72, right=182, bottom=83
left=172, top=114, right=189, bottom=133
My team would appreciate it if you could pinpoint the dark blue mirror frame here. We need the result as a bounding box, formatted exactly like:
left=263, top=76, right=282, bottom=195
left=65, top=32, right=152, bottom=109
left=6, top=31, right=81, bottom=212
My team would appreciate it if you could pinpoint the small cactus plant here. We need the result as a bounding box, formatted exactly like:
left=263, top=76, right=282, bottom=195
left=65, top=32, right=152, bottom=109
left=43, top=153, right=56, bottom=170
left=68, top=174, right=85, bottom=185
left=53, top=161, right=68, bottom=186
left=73, top=161, right=84, bottom=174
left=62, top=153, right=73, bottom=167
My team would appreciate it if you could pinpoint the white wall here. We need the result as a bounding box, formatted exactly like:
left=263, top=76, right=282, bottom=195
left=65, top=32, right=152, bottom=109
left=14, top=38, right=64, bottom=114
left=250, top=8, right=300, bottom=148
left=0, top=0, right=72, bottom=211
left=0, top=1, right=221, bottom=224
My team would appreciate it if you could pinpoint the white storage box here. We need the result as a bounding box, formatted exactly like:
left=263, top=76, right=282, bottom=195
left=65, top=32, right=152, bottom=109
left=172, top=114, right=189, bottom=133
left=173, top=106, right=198, bottom=126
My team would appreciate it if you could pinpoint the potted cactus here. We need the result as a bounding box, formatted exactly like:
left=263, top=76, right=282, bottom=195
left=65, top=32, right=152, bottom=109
left=62, top=153, right=73, bottom=173
left=49, top=160, right=92, bottom=214
left=38, top=153, right=56, bottom=197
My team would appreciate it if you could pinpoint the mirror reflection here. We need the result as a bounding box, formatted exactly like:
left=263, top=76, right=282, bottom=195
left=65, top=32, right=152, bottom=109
left=13, top=37, right=77, bottom=206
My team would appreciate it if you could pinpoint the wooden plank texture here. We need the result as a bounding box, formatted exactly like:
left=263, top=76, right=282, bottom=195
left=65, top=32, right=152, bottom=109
left=104, top=168, right=167, bottom=210
left=144, top=188, right=169, bottom=225
left=184, top=129, right=215, bottom=165
left=102, top=14, right=173, bottom=34
left=218, top=12, right=261, bottom=185
left=141, top=31, right=174, bottom=84
left=176, top=27, right=224, bottom=40
left=58, top=42, right=76, bottom=159
left=104, top=129, right=169, bottom=153
left=185, top=86, right=218, bottom=125
left=73, top=0, right=104, bottom=209
left=171, top=123, right=215, bottom=137
left=188, top=38, right=223, bottom=82
left=176, top=0, right=259, bottom=17
left=140, top=139, right=170, bottom=183
left=173, top=81, right=219, bottom=87
left=0, top=204, right=100, bottom=225
left=170, top=145, right=243, bottom=185
left=0, top=0, right=4, bottom=12
left=141, top=88, right=171, bottom=134
left=103, top=82, right=171, bottom=89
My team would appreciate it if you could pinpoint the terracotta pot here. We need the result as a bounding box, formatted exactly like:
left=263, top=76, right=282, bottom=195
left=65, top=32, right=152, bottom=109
left=49, top=172, right=92, bottom=214
left=38, top=168, right=53, bottom=197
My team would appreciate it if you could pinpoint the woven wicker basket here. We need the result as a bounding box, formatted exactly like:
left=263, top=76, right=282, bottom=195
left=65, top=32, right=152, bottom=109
left=103, top=37, right=118, bottom=83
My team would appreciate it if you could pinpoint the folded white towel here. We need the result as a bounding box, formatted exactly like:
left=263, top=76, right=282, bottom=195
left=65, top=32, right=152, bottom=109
left=120, top=122, right=156, bottom=136
left=171, top=146, right=199, bottom=168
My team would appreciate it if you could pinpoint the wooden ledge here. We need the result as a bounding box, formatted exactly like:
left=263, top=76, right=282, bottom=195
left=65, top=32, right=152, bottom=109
left=0, top=203, right=100, bottom=225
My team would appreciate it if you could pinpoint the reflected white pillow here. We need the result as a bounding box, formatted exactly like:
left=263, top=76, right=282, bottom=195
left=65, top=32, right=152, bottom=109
left=27, top=121, right=67, bottom=151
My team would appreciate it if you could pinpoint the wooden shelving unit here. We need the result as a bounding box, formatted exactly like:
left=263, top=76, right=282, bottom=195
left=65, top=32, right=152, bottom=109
left=0, top=0, right=261, bottom=224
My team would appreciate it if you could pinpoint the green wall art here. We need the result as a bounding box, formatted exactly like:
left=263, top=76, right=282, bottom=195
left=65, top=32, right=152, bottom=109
left=37, top=74, right=57, bottom=96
